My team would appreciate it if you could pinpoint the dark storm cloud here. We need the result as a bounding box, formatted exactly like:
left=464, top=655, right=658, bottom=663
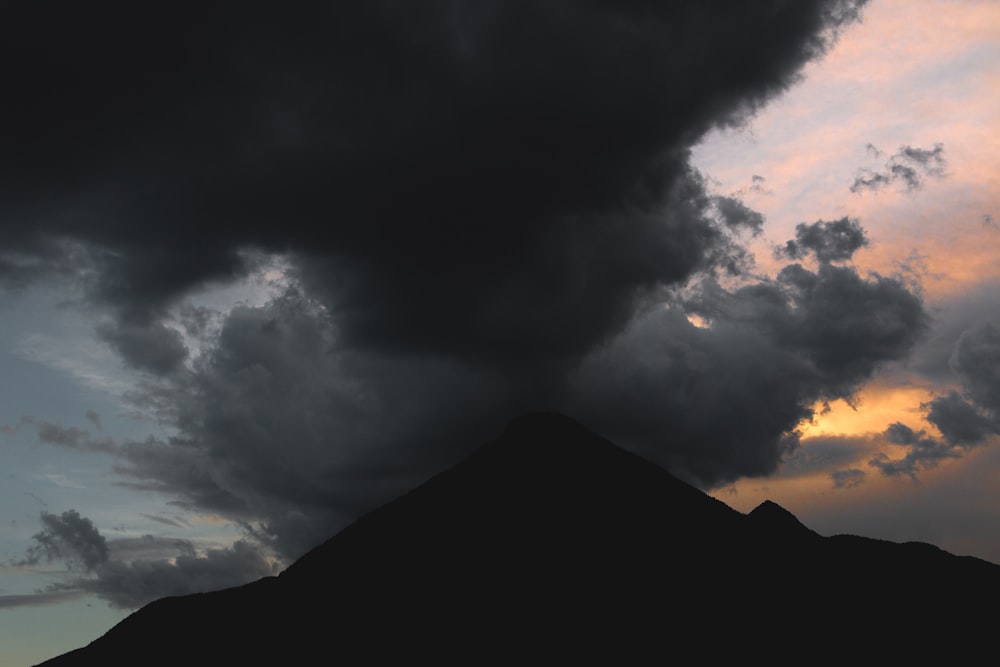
left=6, top=1, right=890, bottom=564
left=108, top=290, right=521, bottom=558
left=850, top=142, right=946, bottom=193
left=568, top=256, right=927, bottom=487
left=12, top=510, right=275, bottom=609
left=0, top=1, right=866, bottom=357
left=775, top=217, right=868, bottom=263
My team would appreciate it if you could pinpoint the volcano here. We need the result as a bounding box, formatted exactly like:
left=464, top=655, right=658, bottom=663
left=39, top=412, right=999, bottom=664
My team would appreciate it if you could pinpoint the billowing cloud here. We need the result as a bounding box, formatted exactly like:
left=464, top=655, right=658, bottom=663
left=5, top=1, right=902, bottom=582
left=569, top=253, right=927, bottom=487
left=850, top=142, right=946, bottom=193
left=2, top=1, right=867, bottom=338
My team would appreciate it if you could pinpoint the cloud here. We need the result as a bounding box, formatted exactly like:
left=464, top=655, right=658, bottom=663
left=780, top=434, right=877, bottom=478
left=924, top=391, right=996, bottom=447
left=95, top=320, right=189, bottom=376
left=831, top=468, right=866, bottom=488
left=568, top=252, right=927, bottom=487
left=19, top=418, right=115, bottom=453
left=1, top=1, right=867, bottom=329
left=11, top=510, right=275, bottom=610
left=870, top=323, right=1000, bottom=477
left=76, top=539, right=274, bottom=609
left=948, top=324, right=1000, bottom=412
left=0, top=591, right=85, bottom=609
left=869, top=422, right=959, bottom=478
left=17, top=510, right=109, bottom=572
left=775, top=217, right=868, bottom=263
left=850, top=142, right=946, bottom=193
left=5, top=2, right=887, bottom=561
left=69, top=230, right=924, bottom=555
left=924, top=323, right=1000, bottom=446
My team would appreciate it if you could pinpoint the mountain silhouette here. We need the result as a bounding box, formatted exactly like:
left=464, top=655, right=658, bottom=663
left=38, top=412, right=999, bottom=665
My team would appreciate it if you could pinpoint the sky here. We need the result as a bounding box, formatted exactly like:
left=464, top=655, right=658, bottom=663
left=1, top=1, right=998, bottom=664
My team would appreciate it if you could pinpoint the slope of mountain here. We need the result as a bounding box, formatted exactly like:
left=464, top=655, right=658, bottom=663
left=38, top=412, right=1000, bottom=665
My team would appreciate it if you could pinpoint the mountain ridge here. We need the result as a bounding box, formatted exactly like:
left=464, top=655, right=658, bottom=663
left=38, top=412, right=1000, bottom=665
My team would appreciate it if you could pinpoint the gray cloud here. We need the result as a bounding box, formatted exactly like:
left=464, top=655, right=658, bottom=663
left=871, top=324, right=1000, bottom=477
left=869, top=422, right=959, bottom=478
left=775, top=217, right=868, bottom=263
left=139, top=514, right=190, bottom=530
left=923, top=323, right=1000, bottom=447
left=0, top=591, right=85, bottom=609
left=0, top=1, right=867, bottom=353
left=850, top=142, right=946, bottom=193
left=569, top=255, right=926, bottom=487
left=780, top=434, right=876, bottom=478
left=12, top=510, right=275, bottom=610
left=95, top=319, right=189, bottom=376
left=925, top=391, right=996, bottom=447
left=75, top=539, right=275, bottom=609
left=909, top=280, right=1000, bottom=385
left=20, top=418, right=115, bottom=453
left=831, top=468, right=866, bottom=488
left=4, top=1, right=892, bottom=568
left=950, top=324, right=1000, bottom=412
left=17, top=510, right=109, bottom=572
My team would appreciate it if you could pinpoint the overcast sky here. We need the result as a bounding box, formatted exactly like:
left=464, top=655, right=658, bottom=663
left=2, top=1, right=998, bottom=664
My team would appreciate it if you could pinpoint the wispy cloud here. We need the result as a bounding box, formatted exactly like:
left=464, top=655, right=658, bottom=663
left=7, top=509, right=276, bottom=610
left=850, top=142, right=946, bottom=193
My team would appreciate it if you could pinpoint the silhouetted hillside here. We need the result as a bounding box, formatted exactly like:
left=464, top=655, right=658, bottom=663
left=38, top=413, right=1000, bottom=665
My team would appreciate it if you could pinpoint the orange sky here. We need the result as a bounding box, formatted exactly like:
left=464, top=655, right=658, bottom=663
left=697, top=0, right=1000, bottom=562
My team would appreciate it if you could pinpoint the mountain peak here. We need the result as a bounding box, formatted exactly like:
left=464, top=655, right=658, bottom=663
left=747, top=499, right=816, bottom=537
left=37, top=413, right=1000, bottom=665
